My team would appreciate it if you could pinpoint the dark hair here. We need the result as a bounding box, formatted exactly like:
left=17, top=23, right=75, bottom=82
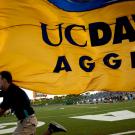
left=0, top=71, right=12, bottom=83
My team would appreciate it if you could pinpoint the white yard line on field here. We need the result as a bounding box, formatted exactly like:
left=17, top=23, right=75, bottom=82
left=110, top=130, right=135, bottom=135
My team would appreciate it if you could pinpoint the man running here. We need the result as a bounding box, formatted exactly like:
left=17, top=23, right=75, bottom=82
left=0, top=71, right=67, bottom=135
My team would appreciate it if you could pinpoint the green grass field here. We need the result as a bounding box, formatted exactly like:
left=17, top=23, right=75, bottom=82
left=0, top=100, right=135, bottom=135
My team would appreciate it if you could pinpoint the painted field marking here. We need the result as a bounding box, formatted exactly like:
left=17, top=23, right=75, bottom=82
left=70, top=110, right=135, bottom=121
left=110, top=130, right=135, bottom=135
left=39, top=105, right=135, bottom=119
left=0, top=121, right=45, bottom=134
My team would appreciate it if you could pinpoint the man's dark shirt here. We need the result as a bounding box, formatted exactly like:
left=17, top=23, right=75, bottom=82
left=0, top=83, right=34, bottom=120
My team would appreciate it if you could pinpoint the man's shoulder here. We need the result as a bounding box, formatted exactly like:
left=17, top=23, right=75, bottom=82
left=8, top=84, right=28, bottom=99
left=9, top=83, right=23, bottom=93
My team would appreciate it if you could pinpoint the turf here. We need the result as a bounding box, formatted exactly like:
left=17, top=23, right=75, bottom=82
left=0, top=100, right=135, bottom=135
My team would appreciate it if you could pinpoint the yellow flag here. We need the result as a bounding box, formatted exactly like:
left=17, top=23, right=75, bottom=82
left=0, top=0, right=135, bottom=94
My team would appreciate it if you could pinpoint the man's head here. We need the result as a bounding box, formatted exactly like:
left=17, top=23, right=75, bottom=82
left=0, top=71, right=12, bottom=91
